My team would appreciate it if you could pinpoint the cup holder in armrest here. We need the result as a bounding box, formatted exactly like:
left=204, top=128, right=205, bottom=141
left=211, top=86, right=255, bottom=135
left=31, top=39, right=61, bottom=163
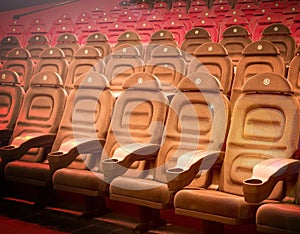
left=166, top=167, right=186, bottom=191
left=167, top=167, right=184, bottom=174
left=48, top=151, right=64, bottom=157
left=243, top=178, right=267, bottom=203
left=103, top=158, right=119, bottom=163
left=1, top=145, right=16, bottom=150
left=244, top=178, right=263, bottom=185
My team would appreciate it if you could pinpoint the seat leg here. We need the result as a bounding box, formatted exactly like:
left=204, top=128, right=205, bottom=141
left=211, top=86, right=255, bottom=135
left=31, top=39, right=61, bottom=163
left=134, top=206, right=166, bottom=233
left=203, top=220, right=225, bottom=234
left=80, top=196, right=111, bottom=220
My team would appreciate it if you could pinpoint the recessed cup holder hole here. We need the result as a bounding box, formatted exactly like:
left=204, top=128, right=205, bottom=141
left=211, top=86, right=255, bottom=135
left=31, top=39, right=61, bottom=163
left=167, top=167, right=184, bottom=174
left=244, top=178, right=263, bottom=185
left=2, top=145, right=16, bottom=150
left=49, top=151, right=64, bottom=156
left=103, top=158, right=119, bottom=163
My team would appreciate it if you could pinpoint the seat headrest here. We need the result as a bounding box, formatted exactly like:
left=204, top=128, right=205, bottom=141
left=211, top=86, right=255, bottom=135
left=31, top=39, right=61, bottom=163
left=74, top=46, right=102, bottom=58
left=30, top=71, right=63, bottom=87
left=185, top=27, right=211, bottom=39
left=86, top=32, right=108, bottom=42
left=194, top=42, right=228, bottom=56
left=74, top=72, right=109, bottom=89
left=242, top=72, right=293, bottom=94
left=222, top=25, right=250, bottom=37
left=6, top=47, right=31, bottom=59
left=242, top=40, right=279, bottom=56
left=122, top=72, right=161, bottom=90
left=57, top=33, right=78, bottom=43
left=177, top=72, right=223, bottom=92
left=0, top=69, right=20, bottom=85
left=1, top=36, right=20, bottom=45
left=151, top=45, right=182, bottom=57
left=151, top=30, right=175, bottom=41
left=117, top=31, right=141, bottom=41
left=262, top=23, right=291, bottom=35
left=27, top=34, right=49, bottom=44
left=39, top=47, right=65, bottom=59
left=112, top=44, right=141, bottom=57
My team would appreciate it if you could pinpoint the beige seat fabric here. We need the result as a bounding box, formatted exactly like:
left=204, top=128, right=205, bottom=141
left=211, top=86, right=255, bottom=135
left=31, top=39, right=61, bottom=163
left=55, top=33, right=80, bottom=64
left=85, top=32, right=111, bottom=63
left=188, top=42, right=233, bottom=97
left=0, top=36, right=20, bottom=64
left=174, top=72, right=300, bottom=234
left=25, top=34, right=50, bottom=64
left=287, top=46, right=300, bottom=100
left=231, top=40, right=285, bottom=104
left=114, top=31, right=144, bottom=58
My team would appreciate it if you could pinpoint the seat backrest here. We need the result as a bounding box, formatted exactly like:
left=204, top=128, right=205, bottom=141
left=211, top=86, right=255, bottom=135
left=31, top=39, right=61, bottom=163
left=85, top=32, right=112, bottom=62
left=0, top=36, right=20, bottom=64
left=252, top=14, right=282, bottom=41
left=219, top=25, right=252, bottom=66
left=11, top=71, right=67, bottom=162
left=162, top=19, right=187, bottom=45
left=2, top=47, right=34, bottom=91
left=64, top=46, right=105, bottom=93
left=52, top=72, right=115, bottom=170
left=134, top=21, right=156, bottom=44
left=143, top=30, right=178, bottom=63
left=0, top=69, right=24, bottom=131
left=55, top=33, right=80, bottom=64
left=25, top=34, right=50, bottom=64
left=287, top=46, right=300, bottom=99
left=34, top=47, right=68, bottom=84
left=100, top=72, right=169, bottom=177
left=145, top=44, right=186, bottom=92
left=261, top=23, right=297, bottom=66
left=221, top=72, right=300, bottom=198
left=106, top=22, right=127, bottom=45
left=105, top=44, right=144, bottom=94
left=231, top=40, right=285, bottom=104
left=154, top=72, right=230, bottom=187
left=180, top=27, right=212, bottom=63
left=193, top=17, right=219, bottom=42
left=188, top=42, right=234, bottom=97
left=114, top=31, right=144, bottom=57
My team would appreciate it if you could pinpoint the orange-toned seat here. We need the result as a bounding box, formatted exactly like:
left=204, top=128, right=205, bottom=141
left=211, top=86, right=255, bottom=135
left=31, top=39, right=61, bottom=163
left=288, top=46, right=300, bottom=100
left=0, top=71, right=67, bottom=180
left=85, top=32, right=112, bottom=63
left=2, top=47, right=34, bottom=91
left=231, top=40, right=285, bottom=104
left=219, top=25, right=252, bottom=66
left=52, top=72, right=168, bottom=217
left=0, top=36, right=21, bottom=65
left=180, top=27, right=212, bottom=64
left=105, top=44, right=144, bottom=95
left=188, top=42, right=234, bottom=97
left=261, top=23, right=297, bottom=66
left=143, top=30, right=178, bottom=63
left=64, top=46, right=105, bottom=93
left=162, top=19, right=186, bottom=46
left=34, top=47, right=68, bottom=84
left=193, top=17, right=219, bottom=42
left=108, top=72, right=230, bottom=232
left=174, top=72, right=300, bottom=234
left=55, top=33, right=80, bottom=64
left=145, top=44, right=186, bottom=92
left=0, top=69, right=25, bottom=146
left=3, top=72, right=114, bottom=207
left=114, top=31, right=144, bottom=58
left=25, top=34, right=50, bottom=64
left=134, top=21, right=156, bottom=44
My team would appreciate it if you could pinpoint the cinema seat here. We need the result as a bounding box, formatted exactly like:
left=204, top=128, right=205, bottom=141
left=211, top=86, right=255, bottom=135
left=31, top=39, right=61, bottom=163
left=143, top=29, right=178, bottom=63
left=64, top=46, right=105, bottom=93
left=180, top=27, right=212, bottom=64
left=114, top=31, right=144, bottom=58
left=4, top=72, right=114, bottom=207
left=52, top=72, right=168, bottom=217
left=55, top=33, right=80, bottom=64
left=0, top=70, right=25, bottom=146
left=2, top=47, right=34, bottom=91
left=109, top=72, right=230, bottom=232
left=145, top=44, right=186, bottom=93
left=188, top=42, right=233, bottom=97
left=0, top=36, right=21, bottom=65
left=25, top=34, right=50, bottom=64
left=105, top=44, right=144, bottom=95
left=261, top=23, right=297, bottom=66
left=174, top=72, right=300, bottom=234
left=33, top=47, right=68, bottom=84
left=0, top=71, right=67, bottom=180
left=288, top=46, right=300, bottom=99
left=219, top=25, right=252, bottom=66
left=85, top=32, right=111, bottom=64
left=231, top=40, right=285, bottom=104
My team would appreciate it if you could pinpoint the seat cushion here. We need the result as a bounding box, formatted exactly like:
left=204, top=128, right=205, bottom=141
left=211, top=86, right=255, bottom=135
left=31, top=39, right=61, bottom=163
left=174, top=189, right=259, bottom=224
left=53, top=168, right=107, bottom=197
left=256, top=203, right=300, bottom=234
left=110, top=176, right=175, bottom=209
left=5, top=161, right=51, bottom=187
